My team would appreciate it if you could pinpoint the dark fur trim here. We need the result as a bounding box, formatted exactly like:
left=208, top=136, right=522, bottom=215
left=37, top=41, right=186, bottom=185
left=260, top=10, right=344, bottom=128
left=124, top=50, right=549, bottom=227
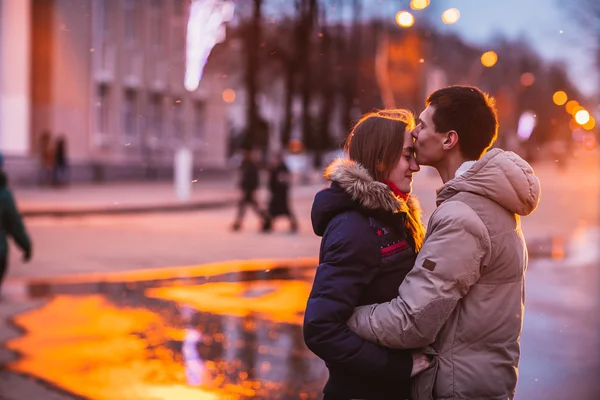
left=325, top=158, right=425, bottom=251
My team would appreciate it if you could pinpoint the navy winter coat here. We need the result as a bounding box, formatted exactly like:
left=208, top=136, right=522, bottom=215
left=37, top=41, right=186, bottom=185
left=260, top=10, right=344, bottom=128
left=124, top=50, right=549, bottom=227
left=303, top=158, right=425, bottom=400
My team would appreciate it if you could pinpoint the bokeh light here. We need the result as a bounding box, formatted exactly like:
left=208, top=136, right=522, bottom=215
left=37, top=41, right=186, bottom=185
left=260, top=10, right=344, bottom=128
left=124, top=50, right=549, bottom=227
left=575, top=109, right=590, bottom=125
left=552, top=91, right=568, bottom=106
left=481, top=51, right=498, bottom=67
left=396, top=11, right=415, bottom=28
left=520, top=72, right=535, bottom=87
left=222, top=89, right=236, bottom=103
left=583, top=116, right=596, bottom=131
left=565, top=100, right=580, bottom=114
left=583, top=135, right=597, bottom=151
left=410, top=0, right=430, bottom=10
left=442, top=8, right=460, bottom=24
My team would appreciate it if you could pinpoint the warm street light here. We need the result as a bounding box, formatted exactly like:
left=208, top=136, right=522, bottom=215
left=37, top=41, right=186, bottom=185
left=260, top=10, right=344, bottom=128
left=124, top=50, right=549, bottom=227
left=222, top=89, right=236, bottom=103
left=565, top=100, right=580, bottom=114
left=481, top=51, right=498, bottom=67
left=583, top=116, right=596, bottom=130
left=442, top=8, right=460, bottom=24
left=575, top=109, right=591, bottom=125
left=410, top=0, right=430, bottom=10
left=552, top=91, right=568, bottom=106
left=396, top=11, right=415, bottom=28
left=520, top=72, right=535, bottom=87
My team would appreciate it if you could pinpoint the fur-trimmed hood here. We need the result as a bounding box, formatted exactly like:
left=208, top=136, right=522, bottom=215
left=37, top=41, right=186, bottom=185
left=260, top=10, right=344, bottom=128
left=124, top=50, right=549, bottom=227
left=312, top=158, right=425, bottom=251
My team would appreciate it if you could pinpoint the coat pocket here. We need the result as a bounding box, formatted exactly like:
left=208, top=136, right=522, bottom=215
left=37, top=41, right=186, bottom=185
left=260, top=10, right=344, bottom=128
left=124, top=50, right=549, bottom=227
left=411, top=355, right=439, bottom=400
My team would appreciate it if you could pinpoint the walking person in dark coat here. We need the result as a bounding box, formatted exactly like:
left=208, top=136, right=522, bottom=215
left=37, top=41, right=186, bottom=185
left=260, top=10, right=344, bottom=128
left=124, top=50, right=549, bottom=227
left=262, top=152, right=298, bottom=233
left=231, top=149, right=268, bottom=231
left=0, top=170, right=32, bottom=295
left=53, top=135, right=69, bottom=187
left=303, top=109, right=430, bottom=400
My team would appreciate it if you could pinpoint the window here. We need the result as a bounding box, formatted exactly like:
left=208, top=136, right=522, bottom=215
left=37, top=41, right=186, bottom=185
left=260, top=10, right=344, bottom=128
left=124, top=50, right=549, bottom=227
left=149, top=94, right=164, bottom=138
left=123, top=89, right=138, bottom=140
left=194, top=101, right=205, bottom=142
left=93, top=0, right=109, bottom=41
left=173, top=0, right=185, bottom=16
left=150, top=0, right=163, bottom=47
left=124, top=0, right=136, bottom=41
left=96, top=84, right=110, bottom=135
left=172, top=99, right=184, bottom=139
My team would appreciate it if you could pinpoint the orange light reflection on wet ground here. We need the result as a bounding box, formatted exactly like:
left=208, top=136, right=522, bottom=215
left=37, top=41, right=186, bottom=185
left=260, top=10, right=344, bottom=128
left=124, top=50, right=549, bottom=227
left=5, top=260, right=325, bottom=399
left=146, top=280, right=312, bottom=325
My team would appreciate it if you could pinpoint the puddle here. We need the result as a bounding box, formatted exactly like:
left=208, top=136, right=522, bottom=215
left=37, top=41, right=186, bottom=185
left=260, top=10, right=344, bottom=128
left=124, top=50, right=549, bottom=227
left=4, top=260, right=327, bottom=400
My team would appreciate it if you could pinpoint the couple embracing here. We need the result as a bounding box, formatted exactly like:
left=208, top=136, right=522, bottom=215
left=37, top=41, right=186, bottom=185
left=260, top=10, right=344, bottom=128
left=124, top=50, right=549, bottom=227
left=303, top=85, right=541, bottom=400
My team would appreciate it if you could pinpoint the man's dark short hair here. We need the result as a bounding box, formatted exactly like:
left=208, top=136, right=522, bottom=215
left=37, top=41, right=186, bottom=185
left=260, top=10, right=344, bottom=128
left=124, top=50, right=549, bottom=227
left=426, top=85, right=499, bottom=160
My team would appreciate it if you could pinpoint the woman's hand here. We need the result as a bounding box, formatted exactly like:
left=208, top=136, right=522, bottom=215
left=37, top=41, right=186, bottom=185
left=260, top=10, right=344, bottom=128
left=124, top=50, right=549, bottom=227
left=411, top=351, right=431, bottom=377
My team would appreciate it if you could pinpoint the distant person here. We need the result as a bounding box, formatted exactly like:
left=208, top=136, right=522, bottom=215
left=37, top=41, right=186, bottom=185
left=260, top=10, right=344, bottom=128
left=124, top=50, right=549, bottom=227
left=231, top=149, right=268, bottom=232
left=303, top=109, right=429, bottom=400
left=262, top=152, right=298, bottom=233
left=38, top=131, right=54, bottom=186
left=0, top=171, right=32, bottom=296
left=53, top=135, right=69, bottom=186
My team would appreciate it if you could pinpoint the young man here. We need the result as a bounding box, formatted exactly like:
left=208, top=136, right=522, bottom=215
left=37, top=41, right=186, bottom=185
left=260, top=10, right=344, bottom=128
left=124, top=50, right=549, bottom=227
left=347, top=86, right=541, bottom=399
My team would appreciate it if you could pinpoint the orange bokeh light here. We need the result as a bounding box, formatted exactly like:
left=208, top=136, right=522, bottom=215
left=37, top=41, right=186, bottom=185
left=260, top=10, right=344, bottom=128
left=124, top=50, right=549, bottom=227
left=565, top=100, right=580, bottom=114
left=552, top=91, right=568, bottom=106
left=481, top=51, right=498, bottom=67
left=396, top=11, right=415, bottom=27
left=442, top=8, right=460, bottom=24
left=520, top=72, right=535, bottom=87
left=410, top=0, right=430, bottom=10
left=583, top=116, right=596, bottom=131
left=222, top=89, right=236, bottom=103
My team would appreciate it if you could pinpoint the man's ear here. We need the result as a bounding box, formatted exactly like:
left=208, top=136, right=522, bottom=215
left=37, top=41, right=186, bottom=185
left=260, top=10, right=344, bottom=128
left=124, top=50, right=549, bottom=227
left=442, top=130, right=459, bottom=151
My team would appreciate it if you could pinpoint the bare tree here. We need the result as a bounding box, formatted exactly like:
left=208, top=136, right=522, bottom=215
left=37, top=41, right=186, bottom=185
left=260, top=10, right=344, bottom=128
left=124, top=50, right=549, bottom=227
left=242, top=0, right=265, bottom=150
left=559, top=0, right=600, bottom=99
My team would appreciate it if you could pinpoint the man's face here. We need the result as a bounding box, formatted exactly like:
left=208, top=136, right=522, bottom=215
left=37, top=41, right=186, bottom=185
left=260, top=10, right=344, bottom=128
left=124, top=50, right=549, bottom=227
left=412, top=105, right=446, bottom=167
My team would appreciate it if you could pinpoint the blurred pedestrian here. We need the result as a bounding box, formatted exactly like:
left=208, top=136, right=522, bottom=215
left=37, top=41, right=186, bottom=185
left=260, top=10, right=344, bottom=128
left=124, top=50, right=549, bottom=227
left=53, top=135, right=69, bottom=186
left=304, top=109, right=429, bottom=400
left=0, top=170, right=32, bottom=296
left=37, top=131, right=54, bottom=186
left=231, top=149, right=268, bottom=231
left=262, top=152, right=298, bottom=233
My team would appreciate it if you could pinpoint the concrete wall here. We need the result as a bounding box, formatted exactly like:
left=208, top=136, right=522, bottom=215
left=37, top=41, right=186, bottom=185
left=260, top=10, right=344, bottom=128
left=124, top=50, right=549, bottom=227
left=18, top=0, right=230, bottom=185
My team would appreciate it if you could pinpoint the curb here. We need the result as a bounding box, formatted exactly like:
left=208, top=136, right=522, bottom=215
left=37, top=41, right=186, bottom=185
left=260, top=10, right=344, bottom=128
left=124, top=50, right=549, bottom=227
left=20, top=197, right=238, bottom=218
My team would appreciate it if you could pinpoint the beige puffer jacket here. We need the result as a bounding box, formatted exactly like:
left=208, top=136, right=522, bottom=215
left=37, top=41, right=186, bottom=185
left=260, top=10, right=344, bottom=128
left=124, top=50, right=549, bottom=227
left=348, top=148, right=541, bottom=400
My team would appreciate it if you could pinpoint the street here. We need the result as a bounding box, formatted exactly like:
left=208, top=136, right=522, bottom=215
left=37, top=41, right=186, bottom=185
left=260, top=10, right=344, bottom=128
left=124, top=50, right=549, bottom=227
left=0, top=155, right=599, bottom=399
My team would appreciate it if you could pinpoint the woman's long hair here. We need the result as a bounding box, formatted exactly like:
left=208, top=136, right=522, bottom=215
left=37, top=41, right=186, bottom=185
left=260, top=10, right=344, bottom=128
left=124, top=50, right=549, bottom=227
left=344, top=109, right=425, bottom=251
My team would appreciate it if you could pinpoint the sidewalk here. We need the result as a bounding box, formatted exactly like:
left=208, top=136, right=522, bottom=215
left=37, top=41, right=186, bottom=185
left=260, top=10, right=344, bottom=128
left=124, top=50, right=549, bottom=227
left=13, top=179, right=241, bottom=217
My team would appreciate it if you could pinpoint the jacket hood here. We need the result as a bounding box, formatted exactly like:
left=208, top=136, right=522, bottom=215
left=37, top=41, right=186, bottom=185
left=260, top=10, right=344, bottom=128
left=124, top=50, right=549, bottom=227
left=312, top=158, right=424, bottom=249
left=437, top=148, right=541, bottom=216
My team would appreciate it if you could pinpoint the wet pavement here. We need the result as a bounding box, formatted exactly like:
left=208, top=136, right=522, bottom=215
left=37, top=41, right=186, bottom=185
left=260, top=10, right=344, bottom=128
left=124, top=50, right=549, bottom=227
left=2, top=259, right=327, bottom=400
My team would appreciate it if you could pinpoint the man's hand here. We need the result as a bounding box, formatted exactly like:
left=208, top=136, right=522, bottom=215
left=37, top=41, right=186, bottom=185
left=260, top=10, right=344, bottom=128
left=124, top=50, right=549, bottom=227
left=411, top=351, right=431, bottom=377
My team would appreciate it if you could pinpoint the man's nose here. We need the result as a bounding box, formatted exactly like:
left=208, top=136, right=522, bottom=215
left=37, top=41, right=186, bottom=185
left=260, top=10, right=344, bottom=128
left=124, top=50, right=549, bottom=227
left=411, top=128, right=419, bottom=139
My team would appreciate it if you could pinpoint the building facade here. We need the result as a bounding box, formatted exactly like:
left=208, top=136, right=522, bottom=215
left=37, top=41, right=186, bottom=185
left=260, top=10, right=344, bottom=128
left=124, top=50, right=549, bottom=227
left=1, top=0, right=231, bottom=184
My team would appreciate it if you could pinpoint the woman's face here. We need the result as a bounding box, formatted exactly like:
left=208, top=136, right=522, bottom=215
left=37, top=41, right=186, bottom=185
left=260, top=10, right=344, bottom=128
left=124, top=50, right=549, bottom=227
left=388, top=131, right=420, bottom=194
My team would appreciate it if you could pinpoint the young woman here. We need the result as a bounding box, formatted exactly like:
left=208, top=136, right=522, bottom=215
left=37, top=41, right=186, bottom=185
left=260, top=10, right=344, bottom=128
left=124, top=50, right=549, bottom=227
left=303, top=109, right=428, bottom=400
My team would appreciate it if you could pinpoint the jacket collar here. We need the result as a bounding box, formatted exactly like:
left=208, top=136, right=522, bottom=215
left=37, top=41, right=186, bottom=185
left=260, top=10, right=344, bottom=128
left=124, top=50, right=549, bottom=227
left=325, top=158, right=409, bottom=213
